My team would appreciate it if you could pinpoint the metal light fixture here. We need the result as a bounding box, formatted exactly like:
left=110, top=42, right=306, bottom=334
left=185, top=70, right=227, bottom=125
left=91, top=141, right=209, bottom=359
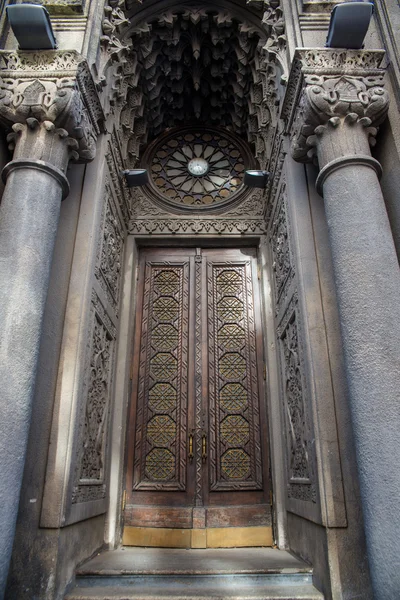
left=243, top=170, right=270, bottom=189
left=6, top=4, right=57, bottom=50
left=326, top=2, right=374, bottom=49
left=122, top=169, right=149, bottom=188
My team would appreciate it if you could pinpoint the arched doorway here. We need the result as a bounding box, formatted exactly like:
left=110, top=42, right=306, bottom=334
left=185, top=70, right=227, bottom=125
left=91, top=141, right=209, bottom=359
left=102, top=0, right=287, bottom=548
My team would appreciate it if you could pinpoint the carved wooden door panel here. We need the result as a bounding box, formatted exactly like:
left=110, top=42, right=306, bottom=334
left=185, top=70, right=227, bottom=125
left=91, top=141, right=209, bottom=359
left=124, top=248, right=271, bottom=543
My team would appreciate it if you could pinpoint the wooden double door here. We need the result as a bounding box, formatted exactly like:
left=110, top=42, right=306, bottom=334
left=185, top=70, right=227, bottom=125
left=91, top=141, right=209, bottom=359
left=124, top=247, right=271, bottom=547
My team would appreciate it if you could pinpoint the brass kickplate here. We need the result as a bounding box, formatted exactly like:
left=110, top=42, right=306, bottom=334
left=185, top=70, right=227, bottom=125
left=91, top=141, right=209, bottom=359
left=122, top=526, right=273, bottom=549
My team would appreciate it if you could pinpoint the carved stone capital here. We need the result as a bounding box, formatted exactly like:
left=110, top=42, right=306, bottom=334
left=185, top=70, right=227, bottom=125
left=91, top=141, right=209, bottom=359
left=282, top=49, right=389, bottom=165
left=0, top=50, right=104, bottom=162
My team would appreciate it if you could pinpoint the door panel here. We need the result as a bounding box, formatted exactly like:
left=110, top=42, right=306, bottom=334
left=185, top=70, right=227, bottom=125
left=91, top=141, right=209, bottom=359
left=207, top=259, right=263, bottom=491
left=124, top=247, right=271, bottom=541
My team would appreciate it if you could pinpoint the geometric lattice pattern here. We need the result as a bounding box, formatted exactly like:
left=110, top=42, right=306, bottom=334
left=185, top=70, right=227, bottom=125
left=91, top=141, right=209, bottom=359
left=153, top=296, right=179, bottom=321
left=150, top=352, right=177, bottom=379
left=220, top=352, right=246, bottom=379
left=216, top=270, right=242, bottom=295
left=149, top=383, right=177, bottom=412
left=154, top=270, right=180, bottom=295
left=134, top=264, right=187, bottom=491
left=218, top=324, right=245, bottom=350
left=217, top=296, right=244, bottom=321
left=145, top=448, right=175, bottom=481
left=209, top=262, right=262, bottom=490
left=152, top=324, right=178, bottom=351
left=221, top=449, right=251, bottom=479
left=147, top=415, right=176, bottom=445
left=220, top=416, right=249, bottom=445
left=220, top=383, right=248, bottom=412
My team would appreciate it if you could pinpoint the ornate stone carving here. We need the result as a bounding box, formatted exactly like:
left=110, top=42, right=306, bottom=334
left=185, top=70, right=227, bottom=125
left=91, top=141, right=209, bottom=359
left=96, top=2, right=287, bottom=164
left=105, top=134, right=133, bottom=225
left=277, top=294, right=316, bottom=503
left=282, top=49, right=389, bottom=165
left=270, top=181, right=295, bottom=307
left=0, top=50, right=104, bottom=162
left=129, top=218, right=266, bottom=236
left=73, top=292, right=116, bottom=504
left=95, top=179, right=125, bottom=314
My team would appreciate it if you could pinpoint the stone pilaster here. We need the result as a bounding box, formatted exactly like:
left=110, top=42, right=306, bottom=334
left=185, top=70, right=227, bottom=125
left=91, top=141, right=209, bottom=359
left=283, top=49, right=400, bottom=600
left=0, top=50, right=104, bottom=597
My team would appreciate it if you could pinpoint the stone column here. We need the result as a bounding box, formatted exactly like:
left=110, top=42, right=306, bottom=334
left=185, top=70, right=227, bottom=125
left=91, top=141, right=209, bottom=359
left=0, top=51, right=103, bottom=597
left=284, top=49, right=400, bottom=599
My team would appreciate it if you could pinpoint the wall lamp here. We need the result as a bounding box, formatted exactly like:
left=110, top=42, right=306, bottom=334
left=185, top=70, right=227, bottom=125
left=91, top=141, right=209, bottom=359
left=243, top=170, right=270, bottom=189
left=326, top=1, right=374, bottom=49
left=122, top=169, right=149, bottom=188
left=6, top=4, right=57, bottom=50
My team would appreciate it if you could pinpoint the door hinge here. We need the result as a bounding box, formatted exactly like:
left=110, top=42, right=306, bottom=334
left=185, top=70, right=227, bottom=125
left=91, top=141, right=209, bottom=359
left=263, top=362, right=267, bottom=381
left=257, top=264, right=261, bottom=280
left=122, top=490, right=127, bottom=511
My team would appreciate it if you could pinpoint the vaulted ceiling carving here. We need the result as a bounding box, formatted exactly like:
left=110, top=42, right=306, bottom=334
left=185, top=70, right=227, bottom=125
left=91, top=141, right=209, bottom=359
left=98, top=0, right=287, bottom=169
left=130, top=10, right=261, bottom=138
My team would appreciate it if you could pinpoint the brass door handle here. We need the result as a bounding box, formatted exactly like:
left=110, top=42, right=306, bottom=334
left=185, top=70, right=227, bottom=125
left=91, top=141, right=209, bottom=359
left=202, top=433, right=207, bottom=463
left=188, top=431, right=194, bottom=463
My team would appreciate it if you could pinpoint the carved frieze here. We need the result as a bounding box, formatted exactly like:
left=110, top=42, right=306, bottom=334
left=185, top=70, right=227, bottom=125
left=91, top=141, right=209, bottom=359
left=128, top=185, right=268, bottom=236
left=0, top=50, right=104, bottom=161
left=129, top=219, right=267, bottom=236
left=282, top=49, right=389, bottom=164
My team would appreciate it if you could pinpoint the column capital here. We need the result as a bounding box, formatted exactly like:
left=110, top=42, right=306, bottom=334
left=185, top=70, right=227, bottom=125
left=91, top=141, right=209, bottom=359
left=282, top=49, right=390, bottom=164
left=0, top=50, right=104, bottom=162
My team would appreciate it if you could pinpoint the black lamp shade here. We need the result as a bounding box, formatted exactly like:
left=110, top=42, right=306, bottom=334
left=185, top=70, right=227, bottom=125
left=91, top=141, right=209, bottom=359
left=122, top=169, right=149, bottom=188
left=6, top=4, right=57, bottom=50
left=243, top=170, right=270, bottom=189
left=326, top=2, right=374, bottom=49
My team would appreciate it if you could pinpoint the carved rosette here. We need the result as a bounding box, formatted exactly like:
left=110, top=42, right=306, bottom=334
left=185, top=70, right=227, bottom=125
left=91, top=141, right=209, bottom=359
left=282, top=49, right=389, bottom=168
left=0, top=50, right=104, bottom=169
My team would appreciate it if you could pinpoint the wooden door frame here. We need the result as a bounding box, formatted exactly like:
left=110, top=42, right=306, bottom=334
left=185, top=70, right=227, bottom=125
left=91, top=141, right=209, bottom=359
left=106, top=234, right=288, bottom=550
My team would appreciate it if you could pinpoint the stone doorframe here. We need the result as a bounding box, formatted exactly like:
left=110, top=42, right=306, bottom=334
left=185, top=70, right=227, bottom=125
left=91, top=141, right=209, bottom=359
left=106, top=232, right=288, bottom=550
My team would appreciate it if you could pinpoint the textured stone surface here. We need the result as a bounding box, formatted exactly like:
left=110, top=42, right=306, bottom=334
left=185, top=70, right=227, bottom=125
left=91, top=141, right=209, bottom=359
left=77, top=548, right=311, bottom=576
left=287, top=47, right=400, bottom=600
left=0, top=165, right=63, bottom=597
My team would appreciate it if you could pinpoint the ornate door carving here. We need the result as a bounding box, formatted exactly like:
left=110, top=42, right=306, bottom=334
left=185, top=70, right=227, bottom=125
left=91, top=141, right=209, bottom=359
left=124, top=248, right=271, bottom=540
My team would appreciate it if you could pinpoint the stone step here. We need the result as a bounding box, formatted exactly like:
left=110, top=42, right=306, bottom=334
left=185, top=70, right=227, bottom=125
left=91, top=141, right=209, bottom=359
left=65, top=548, right=324, bottom=600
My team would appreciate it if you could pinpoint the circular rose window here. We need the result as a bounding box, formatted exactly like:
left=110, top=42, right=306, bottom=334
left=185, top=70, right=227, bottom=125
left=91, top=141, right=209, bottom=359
left=143, top=128, right=253, bottom=212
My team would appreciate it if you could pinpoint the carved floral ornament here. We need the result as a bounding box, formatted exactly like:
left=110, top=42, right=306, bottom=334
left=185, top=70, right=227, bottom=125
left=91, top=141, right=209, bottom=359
left=282, top=49, right=390, bottom=164
left=0, top=50, right=104, bottom=162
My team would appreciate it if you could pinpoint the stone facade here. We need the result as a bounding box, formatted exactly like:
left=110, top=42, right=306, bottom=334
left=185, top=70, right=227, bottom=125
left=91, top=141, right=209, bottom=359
left=0, top=1, right=400, bottom=599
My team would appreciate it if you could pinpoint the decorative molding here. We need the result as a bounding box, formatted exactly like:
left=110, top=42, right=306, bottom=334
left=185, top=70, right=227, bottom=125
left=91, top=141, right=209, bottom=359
left=282, top=49, right=389, bottom=164
left=128, top=185, right=267, bottom=236
left=129, top=219, right=266, bottom=236
left=0, top=50, right=104, bottom=162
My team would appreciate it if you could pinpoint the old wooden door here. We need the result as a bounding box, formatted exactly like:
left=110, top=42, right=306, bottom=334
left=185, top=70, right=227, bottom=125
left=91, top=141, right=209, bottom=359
left=124, top=247, right=272, bottom=547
